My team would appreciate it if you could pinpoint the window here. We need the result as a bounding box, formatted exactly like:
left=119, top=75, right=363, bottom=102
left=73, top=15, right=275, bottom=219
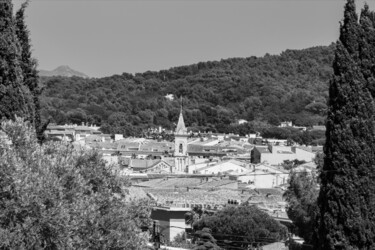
left=179, top=143, right=183, bottom=153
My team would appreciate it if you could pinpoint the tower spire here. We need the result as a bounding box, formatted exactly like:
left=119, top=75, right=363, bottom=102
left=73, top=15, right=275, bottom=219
left=176, top=96, right=187, bottom=135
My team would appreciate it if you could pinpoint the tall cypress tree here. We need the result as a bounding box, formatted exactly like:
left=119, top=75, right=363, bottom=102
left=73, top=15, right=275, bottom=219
left=15, top=1, right=47, bottom=142
left=359, top=4, right=375, bottom=98
left=316, top=1, right=375, bottom=249
left=0, top=0, right=33, bottom=121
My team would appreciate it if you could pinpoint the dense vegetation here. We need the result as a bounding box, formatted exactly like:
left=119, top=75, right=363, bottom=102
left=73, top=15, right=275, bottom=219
left=316, top=1, right=375, bottom=249
left=0, top=0, right=45, bottom=142
left=192, top=205, right=287, bottom=250
left=284, top=171, right=318, bottom=248
left=0, top=118, right=150, bottom=249
left=0, top=1, right=152, bottom=249
left=40, top=45, right=334, bottom=136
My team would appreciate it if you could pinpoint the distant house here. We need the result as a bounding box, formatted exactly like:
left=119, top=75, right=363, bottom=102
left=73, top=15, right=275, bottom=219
left=278, top=121, right=306, bottom=131
left=165, top=94, right=174, bottom=101
left=229, top=164, right=288, bottom=189
left=192, top=159, right=249, bottom=175
left=237, top=119, right=248, bottom=125
left=311, top=125, right=326, bottom=131
left=251, top=145, right=316, bottom=165
left=187, top=144, right=227, bottom=158
left=279, top=121, right=292, bottom=127
left=45, top=124, right=102, bottom=142
left=128, top=159, right=163, bottom=172
left=115, top=140, right=173, bottom=159
left=145, top=160, right=175, bottom=173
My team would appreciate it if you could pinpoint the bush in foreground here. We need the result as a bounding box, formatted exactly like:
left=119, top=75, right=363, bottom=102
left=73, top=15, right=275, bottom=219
left=0, top=117, right=148, bottom=249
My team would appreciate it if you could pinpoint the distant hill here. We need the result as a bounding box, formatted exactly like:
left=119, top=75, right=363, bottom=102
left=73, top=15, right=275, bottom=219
left=39, top=65, right=88, bottom=78
left=40, top=45, right=335, bottom=136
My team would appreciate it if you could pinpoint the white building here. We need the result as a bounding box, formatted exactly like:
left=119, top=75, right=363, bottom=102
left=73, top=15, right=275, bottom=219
left=252, top=145, right=316, bottom=166
left=231, top=164, right=288, bottom=189
left=193, top=159, right=249, bottom=175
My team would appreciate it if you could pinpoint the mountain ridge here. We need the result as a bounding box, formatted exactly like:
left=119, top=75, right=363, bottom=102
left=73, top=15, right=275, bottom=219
left=39, top=65, right=89, bottom=78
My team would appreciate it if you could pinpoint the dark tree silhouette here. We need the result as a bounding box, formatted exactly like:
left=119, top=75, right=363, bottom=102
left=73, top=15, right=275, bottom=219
left=15, top=1, right=48, bottom=142
left=316, top=1, right=375, bottom=249
left=0, top=0, right=33, bottom=120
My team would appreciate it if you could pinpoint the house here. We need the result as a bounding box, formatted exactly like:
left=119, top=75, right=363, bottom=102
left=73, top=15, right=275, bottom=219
left=145, top=160, right=175, bottom=173
left=237, top=119, right=248, bottom=125
left=45, top=130, right=75, bottom=142
left=311, top=125, right=326, bottom=131
left=74, top=125, right=100, bottom=141
left=151, top=206, right=191, bottom=242
left=45, top=124, right=102, bottom=142
left=251, top=145, right=316, bottom=165
left=127, top=159, right=162, bottom=172
left=279, top=121, right=292, bottom=127
left=115, top=140, right=173, bottom=159
left=231, top=164, right=288, bottom=188
left=187, top=144, right=227, bottom=158
left=192, top=159, right=249, bottom=175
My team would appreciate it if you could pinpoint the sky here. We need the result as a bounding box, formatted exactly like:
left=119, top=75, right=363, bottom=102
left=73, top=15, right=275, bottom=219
left=12, top=0, right=374, bottom=78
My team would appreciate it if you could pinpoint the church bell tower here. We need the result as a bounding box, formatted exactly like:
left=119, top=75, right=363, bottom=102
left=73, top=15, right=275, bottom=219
left=174, top=109, right=189, bottom=173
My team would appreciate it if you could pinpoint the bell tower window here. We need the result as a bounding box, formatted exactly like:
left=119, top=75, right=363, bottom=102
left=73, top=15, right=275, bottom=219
left=179, top=143, right=183, bottom=153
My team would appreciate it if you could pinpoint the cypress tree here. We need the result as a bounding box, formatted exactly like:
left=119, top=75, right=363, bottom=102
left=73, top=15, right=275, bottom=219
left=316, top=1, right=375, bottom=249
left=15, top=1, right=48, bottom=142
left=0, top=0, right=32, bottom=120
left=359, top=4, right=375, bottom=97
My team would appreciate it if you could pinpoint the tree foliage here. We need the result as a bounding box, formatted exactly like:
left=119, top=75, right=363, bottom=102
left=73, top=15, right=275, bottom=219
left=194, top=228, right=221, bottom=250
left=284, top=171, right=319, bottom=245
left=193, top=205, right=287, bottom=250
left=316, top=1, right=375, bottom=249
left=0, top=117, right=149, bottom=249
left=0, top=0, right=33, bottom=121
left=39, top=45, right=334, bottom=135
left=0, top=1, right=46, bottom=142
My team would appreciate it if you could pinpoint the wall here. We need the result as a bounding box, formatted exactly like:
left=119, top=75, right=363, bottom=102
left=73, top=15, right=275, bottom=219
left=151, top=208, right=190, bottom=243
left=169, top=218, right=187, bottom=242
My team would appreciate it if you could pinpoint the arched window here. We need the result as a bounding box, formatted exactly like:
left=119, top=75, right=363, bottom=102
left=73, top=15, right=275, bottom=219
left=179, top=143, right=183, bottom=153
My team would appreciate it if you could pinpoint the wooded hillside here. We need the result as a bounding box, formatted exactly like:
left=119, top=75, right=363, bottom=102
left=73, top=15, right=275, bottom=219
left=40, top=45, right=334, bottom=136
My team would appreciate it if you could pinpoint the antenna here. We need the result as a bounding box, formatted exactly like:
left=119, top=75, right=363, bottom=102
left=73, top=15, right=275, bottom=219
left=180, top=96, right=183, bottom=112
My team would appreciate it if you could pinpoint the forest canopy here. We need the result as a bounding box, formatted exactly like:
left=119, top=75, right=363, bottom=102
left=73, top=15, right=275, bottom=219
left=40, top=45, right=334, bottom=136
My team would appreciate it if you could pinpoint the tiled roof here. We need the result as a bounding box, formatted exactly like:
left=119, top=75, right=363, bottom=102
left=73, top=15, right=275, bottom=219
left=130, top=159, right=161, bottom=169
left=74, top=126, right=95, bottom=131
left=92, top=142, right=118, bottom=149
left=255, top=146, right=270, bottom=154
left=46, top=131, right=74, bottom=135
left=197, top=179, right=237, bottom=189
left=135, top=178, right=202, bottom=188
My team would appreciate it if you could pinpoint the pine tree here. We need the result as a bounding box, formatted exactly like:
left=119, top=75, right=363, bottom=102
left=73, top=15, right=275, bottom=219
left=316, top=1, right=375, bottom=249
left=0, top=0, right=33, bottom=120
left=15, top=1, right=48, bottom=142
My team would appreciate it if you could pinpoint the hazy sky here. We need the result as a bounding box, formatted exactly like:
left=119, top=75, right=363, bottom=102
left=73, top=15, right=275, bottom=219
left=12, top=0, right=373, bottom=77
